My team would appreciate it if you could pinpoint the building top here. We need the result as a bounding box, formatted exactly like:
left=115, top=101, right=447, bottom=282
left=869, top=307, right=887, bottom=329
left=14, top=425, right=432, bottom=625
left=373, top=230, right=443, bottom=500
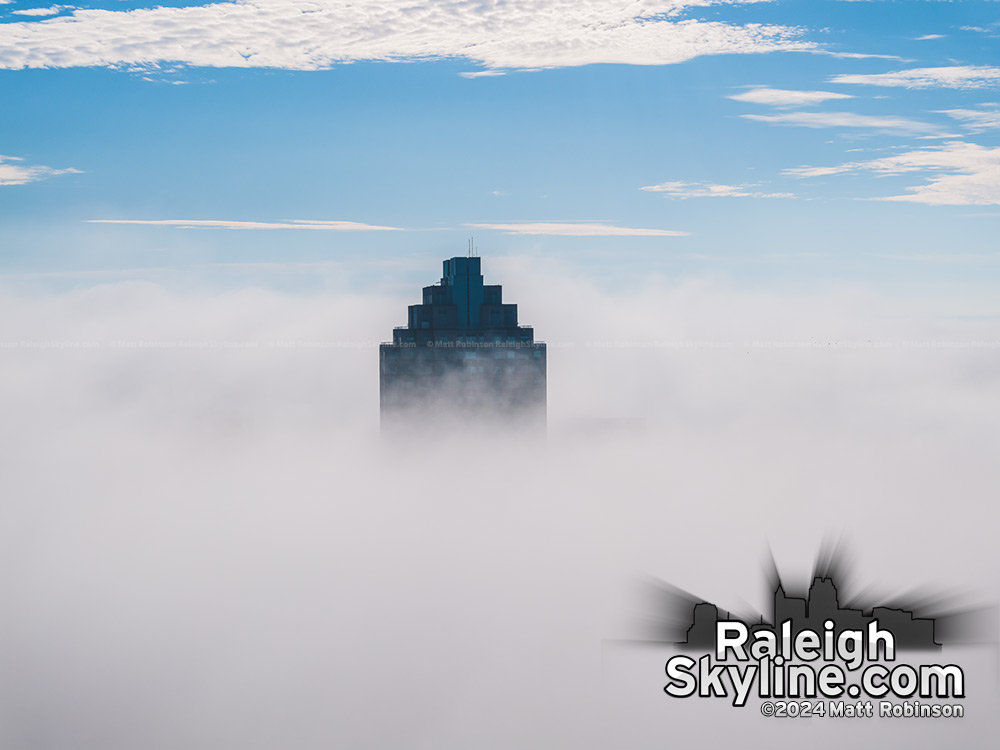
left=390, top=256, right=539, bottom=347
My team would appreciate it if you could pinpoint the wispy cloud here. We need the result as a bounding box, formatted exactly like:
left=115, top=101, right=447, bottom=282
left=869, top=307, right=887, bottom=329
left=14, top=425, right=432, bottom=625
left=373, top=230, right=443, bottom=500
left=87, top=219, right=403, bottom=231
left=466, top=222, right=689, bottom=237
left=814, top=51, right=906, bottom=61
left=961, top=23, right=1000, bottom=37
left=831, top=65, right=1000, bottom=89
left=728, top=87, right=853, bottom=107
left=11, top=5, right=67, bottom=16
left=939, top=106, right=1000, bottom=132
left=914, top=34, right=945, bottom=41
left=0, top=0, right=815, bottom=71
left=640, top=180, right=793, bottom=198
left=741, top=111, right=940, bottom=134
left=785, top=141, right=1000, bottom=206
left=0, top=154, right=80, bottom=185
left=459, top=70, right=506, bottom=79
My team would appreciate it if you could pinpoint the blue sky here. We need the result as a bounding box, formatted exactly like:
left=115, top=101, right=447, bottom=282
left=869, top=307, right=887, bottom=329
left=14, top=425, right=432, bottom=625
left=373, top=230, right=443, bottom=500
left=1, top=0, right=999, bottom=294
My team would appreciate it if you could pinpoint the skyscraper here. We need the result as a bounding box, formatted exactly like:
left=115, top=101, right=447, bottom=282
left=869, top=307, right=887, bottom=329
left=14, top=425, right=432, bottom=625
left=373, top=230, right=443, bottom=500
left=379, top=256, right=546, bottom=430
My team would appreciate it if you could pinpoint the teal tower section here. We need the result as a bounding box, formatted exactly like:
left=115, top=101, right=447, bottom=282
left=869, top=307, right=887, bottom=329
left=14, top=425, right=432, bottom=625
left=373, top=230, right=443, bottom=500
left=380, top=256, right=546, bottom=430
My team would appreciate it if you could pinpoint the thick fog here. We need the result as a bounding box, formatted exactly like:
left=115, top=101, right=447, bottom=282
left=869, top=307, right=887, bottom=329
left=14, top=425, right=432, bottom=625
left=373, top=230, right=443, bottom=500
left=1, top=259, right=998, bottom=749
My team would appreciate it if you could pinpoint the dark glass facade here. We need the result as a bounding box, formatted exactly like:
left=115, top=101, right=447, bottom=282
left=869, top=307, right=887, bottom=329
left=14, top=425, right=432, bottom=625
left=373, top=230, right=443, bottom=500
left=379, top=257, right=546, bottom=429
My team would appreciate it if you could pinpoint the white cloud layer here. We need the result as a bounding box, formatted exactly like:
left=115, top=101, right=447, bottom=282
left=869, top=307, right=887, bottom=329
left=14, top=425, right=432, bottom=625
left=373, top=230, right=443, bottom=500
left=785, top=141, right=1000, bottom=205
left=87, top=218, right=402, bottom=231
left=0, top=0, right=813, bottom=71
left=0, top=269, right=998, bottom=749
left=741, top=110, right=940, bottom=134
left=467, top=221, right=689, bottom=236
left=0, top=154, right=80, bottom=185
left=831, top=65, right=1000, bottom=89
left=728, top=87, right=853, bottom=106
left=640, top=180, right=793, bottom=198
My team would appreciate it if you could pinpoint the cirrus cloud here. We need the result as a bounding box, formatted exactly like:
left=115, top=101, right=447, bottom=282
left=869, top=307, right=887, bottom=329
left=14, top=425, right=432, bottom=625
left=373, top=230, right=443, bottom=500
left=87, top=218, right=403, bottom=231
left=784, top=141, right=1000, bottom=206
left=10, top=5, right=68, bottom=16
left=0, top=0, right=814, bottom=71
left=727, top=87, right=854, bottom=107
left=831, top=65, right=1000, bottom=89
left=741, top=110, right=941, bottom=134
left=640, top=180, right=793, bottom=198
left=466, top=221, right=689, bottom=236
left=939, top=106, right=1000, bottom=132
left=0, top=154, right=80, bottom=185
